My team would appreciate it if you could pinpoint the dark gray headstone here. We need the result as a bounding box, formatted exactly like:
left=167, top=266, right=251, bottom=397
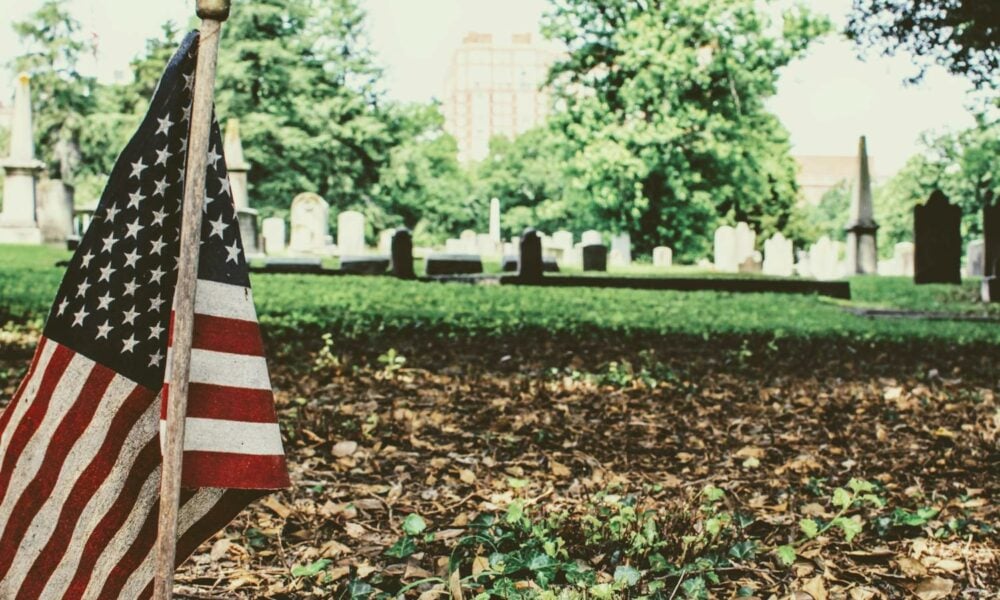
left=983, top=196, right=1000, bottom=302
left=501, top=256, right=559, bottom=273
left=582, top=244, right=608, bottom=272
left=424, top=253, right=484, bottom=276
left=237, top=208, right=261, bottom=255
left=391, top=228, right=415, bottom=279
left=518, top=228, right=543, bottom=281
left=914, top=189, right=961, bottom=284
left=340, top=255, right=389, bottom=275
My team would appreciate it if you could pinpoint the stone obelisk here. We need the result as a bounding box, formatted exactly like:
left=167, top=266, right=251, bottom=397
left=0, top=73, right=44, bottom=244
left=224, top=118, right=261, bottom=254
left=489, top=197, right=501, bottom=243
left=845, top=135, right=878, bottom=274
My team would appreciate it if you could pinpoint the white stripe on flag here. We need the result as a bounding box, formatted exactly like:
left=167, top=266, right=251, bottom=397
left=39, top=402, right=160, bottom=599
left=166, top=348, right=271, bottom=390
left=0, top=352, right=93, bottom=521
left=0, top=341, right=57, bottom=459
left=193, top=279, right=258, bottom=322
left=2, top=373, right=137, bottom=592
left=182, top=418, right=285, bottom=455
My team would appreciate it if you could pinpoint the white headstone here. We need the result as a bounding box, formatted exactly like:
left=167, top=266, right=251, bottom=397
left=489, top=198, right=501, bottom=243
left=288, top=192, right=329, bottom=253
left=610, top=233, right=632, bottom=266
left=0, top=73, right=44, bottom=244
left=967, top=239, right=985, bottom=276
left=735, top=222, right=756, bottom=264
left=261, top=217, right=286, bottom=254
left=652, top=246, right=672, bottom=268
left=477, top=232, right=498, bottom=257
left=36, top=180, right=74, bottom=243
left=581, top=230, right=602, bottom=246
left=894, top=241, right=915, bottom=277
left=223, top=118, right=250, bottom=211
left=762, top=233, right=794, bottom=277
left=378, top=229, right=395, bottom=254
left=445, top=238, right=464, bottom=253
left=808, top=236, right=840, bottom=280
left=460, top=229, right=478, bottom=254
left=714, top=225, right=737, bottom=272
left=552, top=230, right=573, bottom=249
left=337, top=210, right=366, bottom=256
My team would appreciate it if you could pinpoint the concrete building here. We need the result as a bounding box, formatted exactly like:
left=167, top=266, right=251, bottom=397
left=442, top=32, right=558, bottom=162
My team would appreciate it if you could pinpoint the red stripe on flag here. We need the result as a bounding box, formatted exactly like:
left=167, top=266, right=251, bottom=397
left=191, top=313, right=265, bottom=356
left=95, top=490, right=197, bottom=600
left=0, top=344, right=74, bottom=507
left=0, top=338, right=48, bottom=442
left=182, top=451, right=290, bottom=489
left=0, top=362, right=115, bottom=582
left=15, top=384, right=155, bottom=600
left=61, top=436, right=161, bottom=599
left=163, top=382, right=279, bottom=423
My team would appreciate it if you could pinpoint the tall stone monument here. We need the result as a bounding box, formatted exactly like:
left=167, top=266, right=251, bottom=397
left=224, top=119, right=261, bottom=255
left=489, top=197, right=501, bottom=243
left=0, top=73, right=44, bottom=244
left=844, top=136, right=878, bottom=274
left=913, top=189, right=961, bottom=284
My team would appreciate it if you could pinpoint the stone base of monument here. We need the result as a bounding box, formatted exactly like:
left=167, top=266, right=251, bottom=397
left=0, top=225, right=43, bottom=245
left=500, top=255, right=559, bottom=273
left=425, top=253, right=484, bottom=276
left=340, top=255, right=389, bottom=275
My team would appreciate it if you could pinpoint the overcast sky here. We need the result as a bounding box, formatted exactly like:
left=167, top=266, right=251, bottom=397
left=0, top=0, right=981, bottom=175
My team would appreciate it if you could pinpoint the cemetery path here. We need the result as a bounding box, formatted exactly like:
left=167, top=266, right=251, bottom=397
left=1, top=335, right=997, bottom=598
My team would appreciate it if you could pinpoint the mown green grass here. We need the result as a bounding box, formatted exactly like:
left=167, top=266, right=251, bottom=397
left=1, top=244, right=997, bottom=345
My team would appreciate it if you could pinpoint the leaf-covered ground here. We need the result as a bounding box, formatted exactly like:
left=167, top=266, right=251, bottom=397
left=68, top=334, right=993, bottom=599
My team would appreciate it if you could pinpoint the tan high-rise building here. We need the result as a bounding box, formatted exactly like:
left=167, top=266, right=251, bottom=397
left=443, top=32, right=558, bottom=162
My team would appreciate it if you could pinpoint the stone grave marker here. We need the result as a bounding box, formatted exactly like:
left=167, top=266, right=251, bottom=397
left=762, top=233, right=793, bottom=276
left=652, top=246, right=672, bottom=268
left=391, top=228, right=415, bottom=279
left=714, top=225, right=737, bottom=272
left=518, top=228, right=544, bottom=281
left=914, top=189, right=961, bottom=284
left=0, top=73, right=44, bottom=244
left=582, top=244, right=608, bottom=271
left=337, top=210, right=366, bottom=256
left=288, top=193, right=329, bottom=253
left=581, top=230, right=602, bottom=246
left=967, top=240, right=984, bottom=277
left=893, top=242, right=915, bottom=277
left=262, top=217, right=286, bottom=254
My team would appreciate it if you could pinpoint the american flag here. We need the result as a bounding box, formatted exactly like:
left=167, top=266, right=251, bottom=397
left=0, top=31, right=289, bottom=599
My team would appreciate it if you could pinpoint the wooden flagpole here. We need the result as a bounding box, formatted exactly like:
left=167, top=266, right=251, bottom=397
left=154, top=1, right=231, bottom=598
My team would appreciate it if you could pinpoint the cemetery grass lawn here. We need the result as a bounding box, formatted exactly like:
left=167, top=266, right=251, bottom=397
left=1, top=244, right=998, bottom=598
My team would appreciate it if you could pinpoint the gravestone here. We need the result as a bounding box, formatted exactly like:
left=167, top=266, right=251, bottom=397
left=714, top=225, right=737, bottom=272
left=261, top=257, right=323, bottom=273
left=36, top=179, right=74, bottom=243
left=914, top=189, right=961, bottom=284
left=223, top=119, right=262, bottom=255
left=845, top=136, right=879, bottom=274
left=893, top=242, right=915, bottom=277
left=390, top=228, right=415, bottom=279
left=581, top=230, right=602, bottom=246
left=809, top=236, right=839, bottom=281
left=762, top=233, right=794, bottom=277
left=967, top=240, right=985, bottom=277
left=477, top=233, right=498, bottom=257
left=340, top=255, right=389, bottom=275
left=738, top=254, right=762, bottom=274
left=489, top=198, right=501, bottom=243
left=552, top=230, right=573, bottom=250
left=652, top=246, right=672, bottom=268
left=582, top=244, right=608, bottom=272
left=610, top=233, right=632, bottom=266
left=445, top=238, right=463, bottom=253
left=518, top=228, right=544, bottom=281
left=460, top=229, right=478, bottom=254
left=502, top=256, right=559, bottom=272
left=0, top=73, right=44, bottom=244
left=424, top=253, right=484, bottom=276
left=261, top=217, right=286, bottom=254
left=288, top=193, right=329, bottom=253
left=337, top=210, right=366, bottom=256
left=735, top=222, right=756, bottom=264
left=983, top=198, right=1000, bottom=302
left=378, top=229, right=395, bottom=254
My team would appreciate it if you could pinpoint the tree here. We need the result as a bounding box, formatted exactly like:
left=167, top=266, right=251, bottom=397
left=846, top=0, right=1000, bottom=89
left=784, top=183, right=851, bottom=249
left=214, top=0, right=398, bottom=225
left=542, top=0, right=829, bottom=260
left=471, top=127, right=572, bottom=238
left=9, top=0, right=96, bottom=181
